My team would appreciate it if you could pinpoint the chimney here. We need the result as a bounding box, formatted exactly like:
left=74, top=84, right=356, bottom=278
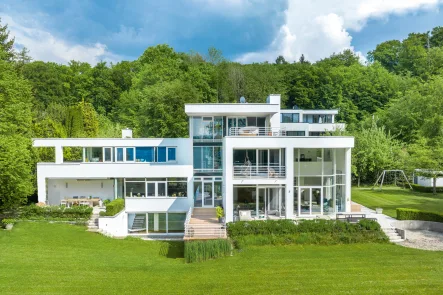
left=122, top=128, right=132, bottom=138
left=266, top=94, right=281, bottom=107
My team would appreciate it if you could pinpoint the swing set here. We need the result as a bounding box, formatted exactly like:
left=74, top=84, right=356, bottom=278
left=372, top=170, right=413, bottom=190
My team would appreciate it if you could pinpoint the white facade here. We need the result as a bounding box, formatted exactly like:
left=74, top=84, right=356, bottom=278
left=33, top=94, right=354, bottom=237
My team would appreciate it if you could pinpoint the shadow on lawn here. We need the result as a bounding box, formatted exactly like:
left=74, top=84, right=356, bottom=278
left=159, top=241, right=184, bottom=259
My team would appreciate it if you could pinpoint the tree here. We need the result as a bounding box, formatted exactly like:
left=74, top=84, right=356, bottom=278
left=430, top=26, right=443, bottom=48
left=0, top=18, right=15, bottom=62
left=206, top=47, right=225, bottom=65
left=15, top=47, right=32, bottom=68
left=275, top=55, right=287, bottom=64
left=0, top=59, right=34, bottom=210
left=408, top=138, right=443, bottom=194
left=352, top=119, right=403, bottom=186
left=367, top=40, right=402, bottom=72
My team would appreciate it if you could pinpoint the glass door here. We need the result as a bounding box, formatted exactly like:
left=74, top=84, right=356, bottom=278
left=203, top=182, right=213, bottom=207
left=299, top=187, right=323, bottom=215
left=257, top=188, right=266, bottom=218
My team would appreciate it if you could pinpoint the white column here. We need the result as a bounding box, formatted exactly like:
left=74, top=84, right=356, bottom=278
left=55, top=145, right=63, bottom=164
left=345, top=148, right=352, bottom=212
left=224, top=138, right=234, bottom=222
left=37, top=175, right=47, bottom=204
left=285, top=146, right=294, bottom=219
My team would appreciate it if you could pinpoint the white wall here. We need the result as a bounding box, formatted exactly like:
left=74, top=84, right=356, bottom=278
left=125, top=198, right=191, bottom=212
left=47, top=179, right=114, bottom=205
left=416, top=176, right=443, bottom=187
left=36, top=163, right=193, bottom=203
left=98, top=210, right=128, bottom=237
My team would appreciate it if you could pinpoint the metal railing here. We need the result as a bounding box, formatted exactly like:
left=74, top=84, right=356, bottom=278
left=233, top=165, right=286, bottom=179
left=229, top=127, right=286, bottom=137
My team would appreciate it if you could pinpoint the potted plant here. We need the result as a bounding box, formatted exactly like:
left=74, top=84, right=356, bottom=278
left=216, top=206, right=225, bottom=223
left=2, top=218, right=16, bottom=230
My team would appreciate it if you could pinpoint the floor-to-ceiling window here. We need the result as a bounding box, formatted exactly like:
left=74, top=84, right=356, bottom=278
left=127, top=212, right=187, bottom=234
left=294, top=148, right=347, bottom=215
left=193, top=177, right=223, bottom=208
left=233, top=185, right=285, bottom=220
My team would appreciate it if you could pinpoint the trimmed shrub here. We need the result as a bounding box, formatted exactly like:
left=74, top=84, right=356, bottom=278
left=227, top=219, right=382, bottom=238
left=397, top=208, right=443, bottom=222
left=184, top=239, right=232, bottom=263
left=411, top=184, right=443, bottom=193
left=100, top=199, right=125, bottom=216
left=20, top=205, right=92, bottom=220
left=227, top=219, right=387, bottom=248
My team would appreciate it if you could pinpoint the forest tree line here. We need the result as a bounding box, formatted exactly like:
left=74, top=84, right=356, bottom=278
left=1, top=18, right=443, bottom=209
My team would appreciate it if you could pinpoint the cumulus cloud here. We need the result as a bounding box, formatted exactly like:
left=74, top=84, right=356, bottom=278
left=236, top=0, right=443, bottom=63
left=1, top=14, right=122, bottom=64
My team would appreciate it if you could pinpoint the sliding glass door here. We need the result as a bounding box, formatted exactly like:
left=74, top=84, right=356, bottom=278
left=299, top=187, right=322, bottom=215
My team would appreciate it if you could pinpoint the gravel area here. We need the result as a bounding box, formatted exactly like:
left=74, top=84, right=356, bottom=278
left=401, top=230, right=443, bottom=251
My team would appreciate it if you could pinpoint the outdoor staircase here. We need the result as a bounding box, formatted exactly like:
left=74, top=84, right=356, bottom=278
left=382, top=227, right=404, bottom=243
left=184, top=208, right=227, bottom=240
left=130, top=215, right=146, bottom=232
left=87, top=207, right=103, bottom=232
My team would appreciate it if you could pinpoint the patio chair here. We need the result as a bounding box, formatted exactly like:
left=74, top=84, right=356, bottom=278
left=60, top=199, right=68, bottom=207
left=239, top=210, right=252, bottom=221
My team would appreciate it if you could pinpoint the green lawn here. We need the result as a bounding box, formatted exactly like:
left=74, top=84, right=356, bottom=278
left=1, top=222, right=443, bottom=294
left=352, top=187, right=443, bottom=218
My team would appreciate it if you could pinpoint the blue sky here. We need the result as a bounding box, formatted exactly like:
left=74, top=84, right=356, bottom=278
left=1, top=0, right=443, bottom=64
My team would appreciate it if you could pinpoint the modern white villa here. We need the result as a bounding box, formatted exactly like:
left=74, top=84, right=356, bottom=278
left=33, top=94, right=354, bottom=237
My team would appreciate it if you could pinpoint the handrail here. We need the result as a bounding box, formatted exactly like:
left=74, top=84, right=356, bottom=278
left=233, top=165, right=286, bottom=179
left=229, top=127, right=286, bottom=137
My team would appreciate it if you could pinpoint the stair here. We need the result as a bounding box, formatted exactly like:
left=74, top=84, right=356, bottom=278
left=129, top=214, right=146, bottom=232
left=185, top=208, right=227, bottom=240
left=86, top=207, right=103, bottom=232
left=383, top=227, right=404, bottom=243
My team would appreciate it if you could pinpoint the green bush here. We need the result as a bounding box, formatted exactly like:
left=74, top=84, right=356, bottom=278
left=2, top=218, right=16, bottom=225
left=411, top=184, right=443, bottom=193
left=184, top=239, right=232, bottom=263
left=227, top=219, right=382, bottom=238
left=100, top=199, right=125, bottom=216
left=20, top=205, right=92, bottom=220
left=227, top=219, right=387, bottom=248
left=397, top=208, right=443, bottom=222
left=234, top=232, right=388, bottom=249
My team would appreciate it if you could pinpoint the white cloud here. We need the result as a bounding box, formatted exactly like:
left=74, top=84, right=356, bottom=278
left=0, top=14, right=122, bottom=64
left=236, top=0, right=443, bottom=63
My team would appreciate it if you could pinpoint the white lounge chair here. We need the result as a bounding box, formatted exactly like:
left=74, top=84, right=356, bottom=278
left=239, top=210, right=252, bottom=221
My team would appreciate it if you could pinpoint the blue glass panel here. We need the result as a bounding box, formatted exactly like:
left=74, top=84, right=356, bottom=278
left=168, top=148, right=176, bottom=161
left=158, top=147, right=166, bottom=162
left=193, top=147, right=202, bottom=169
left=135, top=147, right=154, bottom=162
left=126, top=148, right=135, bottom=161
left=116, top=148, right=123, bottom=161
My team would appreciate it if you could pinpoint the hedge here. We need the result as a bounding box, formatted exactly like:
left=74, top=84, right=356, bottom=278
left=20, top=205, right=92, bottom=220
left=99, top=199, right=125, bottom=216
left=226, top=219, right=387, bottom=248
left=411, top=184, right=443, bottom=193
left=227, top=219, right=381, bottom=238
left=184, top=239, right=232, bottom=263
left=397, top=208, right=443, bottom=222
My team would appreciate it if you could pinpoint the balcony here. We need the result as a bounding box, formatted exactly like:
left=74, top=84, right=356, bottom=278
left=233, top=165, right=286, bottom=179
left=229, top=127, right=286, bottom=137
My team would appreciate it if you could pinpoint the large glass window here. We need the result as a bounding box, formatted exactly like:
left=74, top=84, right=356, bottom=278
left=136, top=147, right=154, bottom=162
left=116, top=148, right=124, bottom=162
left=214, top=181, right=223, bottom=207
left=104, top=147, right=112, bottom=162
left=126, top=182, right=145, bottom=197
left=85, top=147, right=103, bottom=162
left=168, top=213, right=186, bottom=233
left=193, top=146, right=223, bottom=171
left=168, top=179, right=187, bottom=197
left=287, top=131, right=305, bottom=136
left=281, top=113, right=300, bottom=123
left=167, top=148, right=176, bottom=161
left=126, top=147, right=135, bottom=161
left=194, top=181, right=202, bottom=207
left=148, top=213, right=167, bottom=233
left=128, top=213, right=147, bottom=233
left=157, top=147, right=166, bottom=162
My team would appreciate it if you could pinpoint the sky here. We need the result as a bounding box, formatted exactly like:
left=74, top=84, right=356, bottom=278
left=1, top=0, right=443, bottom=65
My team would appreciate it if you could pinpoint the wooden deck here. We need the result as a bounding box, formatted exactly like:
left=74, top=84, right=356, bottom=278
left=184, top=208, right=227, bottom=240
